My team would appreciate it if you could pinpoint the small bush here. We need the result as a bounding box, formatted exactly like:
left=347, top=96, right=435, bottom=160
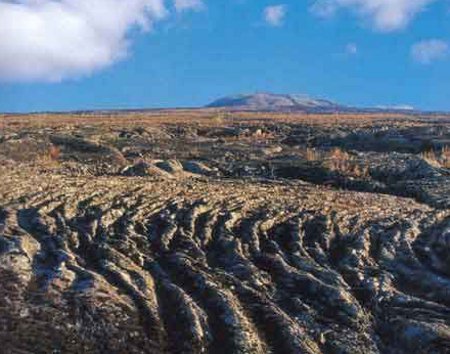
left=326, top=147, right=369, bottom=178
left=48, top=145, right=61, bottom=161
left=212, top=112, right=228, bottom=124
left=303, top=147, right=323, bottom=162
left=442, top=146, right=450, bottom=168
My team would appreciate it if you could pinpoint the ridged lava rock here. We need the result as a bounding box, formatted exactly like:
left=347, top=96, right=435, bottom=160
left=0, top=166, right=449, bottom=353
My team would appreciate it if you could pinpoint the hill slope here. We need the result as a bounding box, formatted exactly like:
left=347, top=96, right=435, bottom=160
left=207, top=92, right=417, bottom=113
left=207, top=93, right=347, bottom=112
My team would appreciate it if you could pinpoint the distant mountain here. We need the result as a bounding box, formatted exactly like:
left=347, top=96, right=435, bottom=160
left=206, top=93, right=346, bottom=112
left=206, top=93, right=416, bottom=113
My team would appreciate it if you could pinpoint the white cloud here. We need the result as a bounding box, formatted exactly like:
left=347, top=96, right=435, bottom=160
left=264, top=5, right=287, bottom=27
left=174, top=0, right=204, bottom=12
left=345, top=43, right=358, bottom=55
left=311, top=0, right=436, bottom=32
left=411, top=39, right=449, bottom=64
left=0, top=0, right=168, bottom=82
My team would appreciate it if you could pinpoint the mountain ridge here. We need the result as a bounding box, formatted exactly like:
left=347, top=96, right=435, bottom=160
left=206, top=92, right=416, bottom=113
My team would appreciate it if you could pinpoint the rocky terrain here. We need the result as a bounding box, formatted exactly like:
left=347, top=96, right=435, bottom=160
left=0, top=110, right=449, bottom=353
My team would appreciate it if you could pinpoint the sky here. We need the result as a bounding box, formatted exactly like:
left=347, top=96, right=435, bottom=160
left=0, top=0, right=449, bottom=113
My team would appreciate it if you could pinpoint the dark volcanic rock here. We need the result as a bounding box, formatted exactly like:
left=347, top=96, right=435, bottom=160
left=1, top=167, right=450, bottom=353
left=1, top=110, right=450, bottom=354
left=121, top=161, right=173, bottom=178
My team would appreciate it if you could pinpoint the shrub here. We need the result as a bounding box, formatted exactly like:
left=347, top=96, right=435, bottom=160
left=48, top=145, right=61, bottom=161
left=326, top=147, right=369, bottom=178
left=303, top=147, right=323, bottom=162
left=442, top=146, right=450, bottom=168
left=212, top=111, right=228, bottom=124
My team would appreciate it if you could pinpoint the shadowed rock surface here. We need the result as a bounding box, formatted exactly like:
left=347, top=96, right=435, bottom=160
left=0, top=110, right=449, bottom=353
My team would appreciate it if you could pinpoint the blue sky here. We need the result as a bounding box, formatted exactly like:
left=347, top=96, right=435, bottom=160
left=0, top=0, right=449, bottom=112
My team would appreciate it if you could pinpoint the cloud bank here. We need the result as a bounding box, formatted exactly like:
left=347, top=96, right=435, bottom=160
left=0, top=1, right=444, bottom=83
left=311, top=0, right=436, bottom=32
left=0, top=0, right=169, bottom=82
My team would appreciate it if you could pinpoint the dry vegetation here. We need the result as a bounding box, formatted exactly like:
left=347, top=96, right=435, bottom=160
left=0, top=109, right=450, bottom=353
left=422, top=145, right=450, bottom=168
